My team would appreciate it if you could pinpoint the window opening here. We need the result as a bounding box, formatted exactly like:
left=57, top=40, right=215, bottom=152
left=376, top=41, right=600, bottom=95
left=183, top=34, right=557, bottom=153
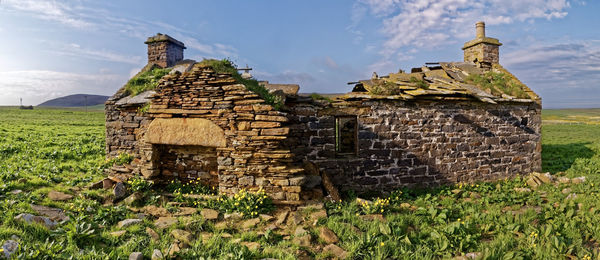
left=335, top=116, right=358, bottom=155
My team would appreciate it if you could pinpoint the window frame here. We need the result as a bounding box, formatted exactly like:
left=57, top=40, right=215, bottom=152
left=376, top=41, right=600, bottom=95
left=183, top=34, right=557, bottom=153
left=334, top=116, right=359, bottom=157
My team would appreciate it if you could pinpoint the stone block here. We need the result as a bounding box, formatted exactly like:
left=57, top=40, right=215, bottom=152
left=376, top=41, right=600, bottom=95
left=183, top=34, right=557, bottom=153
left=251, top=121, right=281, bottom=128
left=285, top=192, right=300, bottom=201
left=282, top=186, right=301, bottom=193
left=289, top=176, right=306, bottom=186
left=261, top=128, right=290, bottom=136
left=238, top=176, right=254, bottom=186
left=255, top=115, right=288, bottom=122
left=272, top=179, right=289, bottom=186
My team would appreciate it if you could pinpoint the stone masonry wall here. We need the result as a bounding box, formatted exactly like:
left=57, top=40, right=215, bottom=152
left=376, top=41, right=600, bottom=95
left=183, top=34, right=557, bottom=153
left=464, top=43, right=499, bottom=64
left=141, top=64, right=309, bottom=201
left=147, top=41, right=184, bottom=68
left=286, top=98, right=541, bottom=192
left=104, top=102, right=150, bottom=163
left=157, top=145, right=219, bottom=188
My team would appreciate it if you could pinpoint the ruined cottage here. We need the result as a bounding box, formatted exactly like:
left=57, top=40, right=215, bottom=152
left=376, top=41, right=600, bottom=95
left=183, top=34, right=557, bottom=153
left=105, top=23, right=541, bottom=203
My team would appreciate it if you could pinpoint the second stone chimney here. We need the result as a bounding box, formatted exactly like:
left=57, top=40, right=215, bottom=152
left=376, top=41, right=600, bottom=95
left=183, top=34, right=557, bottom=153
left=145, top=33, right=186, bottom=68
left=462, top=21, right=502, bottom=64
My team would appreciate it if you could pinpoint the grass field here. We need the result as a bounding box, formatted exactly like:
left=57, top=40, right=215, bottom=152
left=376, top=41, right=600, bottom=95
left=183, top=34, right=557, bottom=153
left=0, top=107, right=599, bottom=259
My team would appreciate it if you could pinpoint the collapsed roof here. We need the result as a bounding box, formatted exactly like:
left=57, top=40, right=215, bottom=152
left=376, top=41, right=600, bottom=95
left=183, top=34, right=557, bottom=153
left=346, top=62, right=539, bottom=104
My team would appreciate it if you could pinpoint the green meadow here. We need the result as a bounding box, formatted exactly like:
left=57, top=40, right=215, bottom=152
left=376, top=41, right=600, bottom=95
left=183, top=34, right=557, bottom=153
left=0, top=107, right=599, bottom=259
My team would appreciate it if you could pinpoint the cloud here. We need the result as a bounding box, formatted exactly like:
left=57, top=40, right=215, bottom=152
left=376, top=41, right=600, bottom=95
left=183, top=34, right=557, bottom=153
left=2, top=0, right=237, bottom=58
left=354, top=0, right=574, bottom=72
left=0, top=70, right=127, bottom=105
left=503, top=41, right=600, bottom=108
left=1, top=0, right=92, bottom=28
left=358, top=0, right=571, bottom=54
left=312, top=57, right=339, bottom=70
left=49, top=43, right=143, bottom=65
left=184, top=38, right=238, bottom=58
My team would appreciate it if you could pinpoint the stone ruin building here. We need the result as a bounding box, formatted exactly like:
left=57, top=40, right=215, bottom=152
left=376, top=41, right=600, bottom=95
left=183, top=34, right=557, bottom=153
left=105, top=22, right=542, bottom=203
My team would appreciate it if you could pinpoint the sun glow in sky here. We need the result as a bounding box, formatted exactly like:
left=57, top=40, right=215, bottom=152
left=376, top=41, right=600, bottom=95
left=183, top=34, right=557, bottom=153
left=0, top=0, right=598, bottom=108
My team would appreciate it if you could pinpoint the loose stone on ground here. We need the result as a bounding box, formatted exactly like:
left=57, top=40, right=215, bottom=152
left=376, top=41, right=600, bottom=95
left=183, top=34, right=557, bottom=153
left=30, top=204, right=69, bottom=222
left=113, top=182, right=127, bottom=201
left=155, top=217, right=178, bottom=229
left=171, top=229, right=193, bottom=245
left=201, top=208, right=219, bottom=220
left=117, top=219, right=142, bottom=229
left=15, top=213, right=57, bottom=229
left=146, top=227, right=160, bottom=241
left=48, top=191, right=73, bottom=201
left=242, top=218, right=260, bottom=229
left=1, top=240, right=19, bottom=259
left=151, top=249, right=164, bottom=260
left=129, top=252, right=143, bottom=260
left=323, top=244, right=348, bottom=259
left=319, top=227, right=339, bottom=244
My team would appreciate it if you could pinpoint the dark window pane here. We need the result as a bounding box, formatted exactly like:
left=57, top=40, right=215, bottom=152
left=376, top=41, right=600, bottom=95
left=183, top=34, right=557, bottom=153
left=335, top=117, right=357, bottom=155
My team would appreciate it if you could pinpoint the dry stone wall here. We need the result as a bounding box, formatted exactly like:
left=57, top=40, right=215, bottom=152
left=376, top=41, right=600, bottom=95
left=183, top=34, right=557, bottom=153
left=156, top=145, right=218, bottom=188
left=141, top=64, right=309, bottom=201
left=147, top=41, right=184, bottom=68
left=286, top=99, right=541, bottom=192
left=105, top=102, right=150, bottom=162
left=464, top=43, right=499, bottom=64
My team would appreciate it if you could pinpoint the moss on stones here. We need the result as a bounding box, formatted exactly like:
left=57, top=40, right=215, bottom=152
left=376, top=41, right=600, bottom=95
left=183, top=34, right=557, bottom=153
left=465, top=71, right=528, bottom=99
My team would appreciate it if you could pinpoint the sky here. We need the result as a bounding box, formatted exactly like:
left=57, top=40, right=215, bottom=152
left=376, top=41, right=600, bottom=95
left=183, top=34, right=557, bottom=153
left=0, top=0, right=598, bottom=108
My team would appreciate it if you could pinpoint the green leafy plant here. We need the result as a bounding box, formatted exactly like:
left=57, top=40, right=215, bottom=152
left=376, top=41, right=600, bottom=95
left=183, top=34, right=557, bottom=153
left=465, top=71, right=528, bottom=98
left=102, top=152, right=134, bottom=169
left=126, top=176, right=152, bottom=192
left=137, top=102, right=150, bottom=114
left=209, top=188, right=274, bottom=218
left=409, top=76, right=429, bottom=89
left=53, top=215, right=98, bottom=248
left=16, top=239, right=66, bottom=260
left=165, top=178, right=216, bottom=195
left=358, top=197, right=391, bottom=215
left=124, top=67, right=171, bottom=96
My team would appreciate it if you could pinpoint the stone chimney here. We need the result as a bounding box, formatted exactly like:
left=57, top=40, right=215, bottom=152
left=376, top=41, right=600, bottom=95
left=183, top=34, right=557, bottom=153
left=462, top=21, right=502, bottom=64
left=144, top=33, right=186, bottom=68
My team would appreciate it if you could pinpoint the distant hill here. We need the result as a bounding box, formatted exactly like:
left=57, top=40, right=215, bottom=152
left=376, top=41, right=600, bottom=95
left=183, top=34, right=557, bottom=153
left=38, top=94, right=109, bottom=107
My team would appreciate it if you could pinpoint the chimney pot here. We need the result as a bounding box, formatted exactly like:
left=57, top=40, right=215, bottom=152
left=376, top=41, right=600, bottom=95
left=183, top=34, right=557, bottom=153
left=462, top=21, right=501, bottom=65
left=476, top=21, right=485, bottom=38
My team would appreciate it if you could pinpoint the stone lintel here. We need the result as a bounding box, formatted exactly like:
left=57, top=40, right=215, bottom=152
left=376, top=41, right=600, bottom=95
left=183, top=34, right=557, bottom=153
left=145, top=118, right=226, bottom=147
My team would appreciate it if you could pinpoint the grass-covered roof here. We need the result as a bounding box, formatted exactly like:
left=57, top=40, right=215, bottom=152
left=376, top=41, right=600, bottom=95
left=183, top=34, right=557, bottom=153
left=349, top=62, right=539, bottom=104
